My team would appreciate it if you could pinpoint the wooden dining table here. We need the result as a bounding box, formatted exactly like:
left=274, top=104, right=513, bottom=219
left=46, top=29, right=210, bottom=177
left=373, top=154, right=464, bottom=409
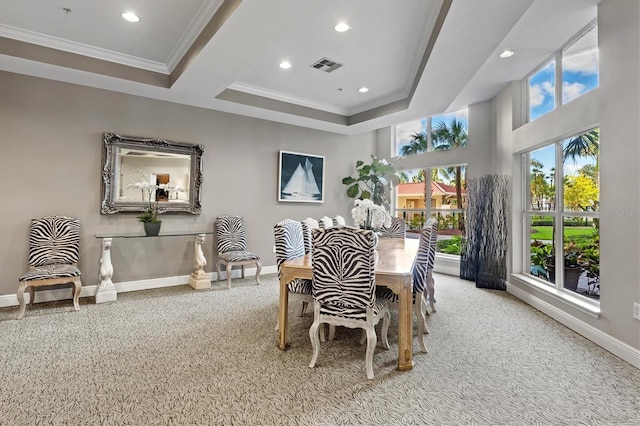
left=277, top=237, right=419, bottom=371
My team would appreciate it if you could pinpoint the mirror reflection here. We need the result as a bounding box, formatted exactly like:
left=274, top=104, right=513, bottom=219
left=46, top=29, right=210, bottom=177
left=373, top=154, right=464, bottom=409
left=101, top=133, right=203, bottom=215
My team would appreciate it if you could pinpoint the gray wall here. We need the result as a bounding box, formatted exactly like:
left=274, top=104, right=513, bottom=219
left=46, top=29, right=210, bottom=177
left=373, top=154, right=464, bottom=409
left=0, top=71, right=376, bottom=296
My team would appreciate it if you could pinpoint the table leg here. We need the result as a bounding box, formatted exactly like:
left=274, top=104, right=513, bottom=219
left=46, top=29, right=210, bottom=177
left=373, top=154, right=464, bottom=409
left=396, top=274, right=414, bottom=371
left=277, top=272, right=290, bottom=350
left=95, top=238, right=117, bottom=303
left=190, top=234, right=211, bottom=289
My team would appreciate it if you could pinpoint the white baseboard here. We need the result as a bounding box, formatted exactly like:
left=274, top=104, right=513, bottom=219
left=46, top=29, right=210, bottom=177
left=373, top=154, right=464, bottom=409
left=507, top=283, right=640, bottom=369
left=434, top=254, right=460, bottom=276
left=0, top=265, right=277, bottom=308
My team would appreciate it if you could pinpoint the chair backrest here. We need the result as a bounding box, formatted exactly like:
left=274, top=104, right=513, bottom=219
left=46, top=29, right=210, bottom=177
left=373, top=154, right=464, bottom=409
left=300, top=220, right=312, bottom=254
left=332, top=215, right=346, bottom=226
left=274, top=219, right=305, bottom=278
left=215, top=215, right=247, bottom=254
left=28, top=216, right=80, bottom=267
left=318, top=216, right=333, bottom=229
left=381, top=217, right=406, bottom=238
left=412, top=218, right=438, bottom=293
left=311, top=227, right=376, bottom=310
left=302, top=217, right=319, bottom=230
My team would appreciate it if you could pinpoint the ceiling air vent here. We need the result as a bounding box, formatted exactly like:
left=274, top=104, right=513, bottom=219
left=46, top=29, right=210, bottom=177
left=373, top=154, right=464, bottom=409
left=310, top=57, right=343, bottom=73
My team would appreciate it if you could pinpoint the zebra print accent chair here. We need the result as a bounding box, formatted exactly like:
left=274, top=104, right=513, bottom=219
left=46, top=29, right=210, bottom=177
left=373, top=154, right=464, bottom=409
left=17, top=216, right=82, bottom=319
left=332, top=215, right=346, bottom=226
left=380, top=217, right=406, bottom=239
left=376, top=219, right=437, bottom=353
left=215, top=215, right=262, bottom=289
left=308, top=227, right=390, bottom=380
left=274, top=220, right=313, bottom=317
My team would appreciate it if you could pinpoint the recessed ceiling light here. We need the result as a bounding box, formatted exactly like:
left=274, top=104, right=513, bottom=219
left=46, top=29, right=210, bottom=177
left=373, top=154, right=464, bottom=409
left=279, top=61, right=291, bottom=69
left=358, top=87, right=369, bottom=93
left=499, top=50, right=514, bottom=58
left=122, top=12, right=140, bottom=23
left=334, top=22, right=350, bottom=32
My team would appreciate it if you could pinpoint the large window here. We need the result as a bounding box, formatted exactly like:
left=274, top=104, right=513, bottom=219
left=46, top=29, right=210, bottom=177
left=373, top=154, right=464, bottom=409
left=394, top=109, right=468, bottom=157
left=524, top=128, right=600, bottom=300
left=528, top=21, right=598, bottom=121
left=396, top=165, right=467, bottom=255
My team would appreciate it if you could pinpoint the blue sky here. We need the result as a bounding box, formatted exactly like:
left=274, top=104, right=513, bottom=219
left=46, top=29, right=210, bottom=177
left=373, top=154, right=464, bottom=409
left=395, top=109, right=468, bottom=157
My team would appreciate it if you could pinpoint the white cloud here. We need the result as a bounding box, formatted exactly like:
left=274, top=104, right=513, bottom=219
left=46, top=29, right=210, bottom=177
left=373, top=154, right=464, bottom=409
left=563, top=82, right=587, bottom=103
left=563, top=50, right=598, bottom=75
left=530, top=85, right=545, bottom=107
left=396, top=120, right=425, bottom=143
left=541, top=81, right=554, bottom=94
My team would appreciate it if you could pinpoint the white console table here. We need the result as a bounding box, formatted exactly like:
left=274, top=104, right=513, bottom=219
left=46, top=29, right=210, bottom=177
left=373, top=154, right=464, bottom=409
left=94, top=231, right=214, bottom=303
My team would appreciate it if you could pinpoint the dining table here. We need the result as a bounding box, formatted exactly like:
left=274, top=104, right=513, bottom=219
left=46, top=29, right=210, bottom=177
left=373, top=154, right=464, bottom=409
left=277, top=236, right=419, bottom=371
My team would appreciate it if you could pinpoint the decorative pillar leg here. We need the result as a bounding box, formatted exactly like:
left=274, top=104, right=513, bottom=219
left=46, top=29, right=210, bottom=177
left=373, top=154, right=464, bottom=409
left=190, top=234, right=211, bottom=290
left=95, top=238, right=117, bottom=303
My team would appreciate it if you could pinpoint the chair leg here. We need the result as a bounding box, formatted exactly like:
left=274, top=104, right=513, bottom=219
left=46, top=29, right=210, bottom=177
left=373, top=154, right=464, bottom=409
left=255, top=261, right=262, bottom=285
left=216, top=261, right=222, bottom=282
left=226, top=264, right=233, bottom=289
left=28, top=286, right=35, bottom=306
left=241, top=265, right=245, bottom=279
left=16, top=282, right=28, bottom=320
left=380, top=310, right=390, bottom=350
left=365, top=328, right=377, bottom=379
left=309, top=320, right=321, bottom=369
left=300, top=301, right=308, bottom=317
left=415, top=299, right=428, bottom=353
left=72, top=279, right=81, bottom=312
left=328, top=325, right=336, bottom=341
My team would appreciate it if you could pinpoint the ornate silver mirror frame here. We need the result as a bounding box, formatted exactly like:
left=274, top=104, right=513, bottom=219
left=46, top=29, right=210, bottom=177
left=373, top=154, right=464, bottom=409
left=101, top=133, right=204, bottom=214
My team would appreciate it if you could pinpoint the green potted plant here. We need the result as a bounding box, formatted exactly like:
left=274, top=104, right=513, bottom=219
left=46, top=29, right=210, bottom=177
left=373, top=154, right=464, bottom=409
left=137, top=201, right=162, bottom=236
left=342, top=155, right=399, bottom=209
left=544, top=240, right=582, bottom=291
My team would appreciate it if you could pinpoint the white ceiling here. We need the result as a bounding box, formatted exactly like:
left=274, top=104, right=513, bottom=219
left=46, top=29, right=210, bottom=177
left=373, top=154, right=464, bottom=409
left=0, top=0, right=600, bottom=135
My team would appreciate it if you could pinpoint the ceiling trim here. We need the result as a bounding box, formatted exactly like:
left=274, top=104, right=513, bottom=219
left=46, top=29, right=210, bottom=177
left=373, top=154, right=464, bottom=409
left=169, top=0, right=242, bottom=86
left=215, top=0, right=452, bottom=127
left=0, top=36, right=169, bottom=87
left=0, top=23, right=168, bottom=73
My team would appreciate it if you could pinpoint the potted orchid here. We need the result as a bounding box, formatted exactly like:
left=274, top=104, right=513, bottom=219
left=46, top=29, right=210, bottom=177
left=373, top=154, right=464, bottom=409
left=351, top=199, right=392, bottom=231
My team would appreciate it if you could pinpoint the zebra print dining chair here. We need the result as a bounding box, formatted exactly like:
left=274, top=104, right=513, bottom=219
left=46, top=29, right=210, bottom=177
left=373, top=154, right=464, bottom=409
left=300, top=220, right=312, bottom=255
left=423, top=218, right=439, bottom=313
left=17, top=216, right=82, bottom=319
left=380, top=217, right=406, bottom=238
left=274, top=219, right=313, bottom=318
left=318, top=216, right=333, bottom=229
left=332, top=215, right=346, bottom=226
left=309, top=227, right=390, bottom=380
left=375, top=220, right=437, bottom=353
left=215, top=215, right=262, bottom=289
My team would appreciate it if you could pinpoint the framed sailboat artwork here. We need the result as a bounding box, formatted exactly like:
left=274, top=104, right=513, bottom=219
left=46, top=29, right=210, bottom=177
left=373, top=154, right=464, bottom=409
left=278, top=150, right=325, bottom=203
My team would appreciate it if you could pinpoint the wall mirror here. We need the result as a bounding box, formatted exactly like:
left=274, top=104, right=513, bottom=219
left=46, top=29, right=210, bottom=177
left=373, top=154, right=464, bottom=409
left=101, top=133, right=204, bottom=214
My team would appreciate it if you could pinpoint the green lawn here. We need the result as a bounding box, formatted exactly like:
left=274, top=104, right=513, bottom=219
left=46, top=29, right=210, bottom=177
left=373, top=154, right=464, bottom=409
left=531, top=226, right=594, bottom=241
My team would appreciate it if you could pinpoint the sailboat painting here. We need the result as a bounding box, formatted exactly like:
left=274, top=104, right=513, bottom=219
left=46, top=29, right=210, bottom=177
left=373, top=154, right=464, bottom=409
left=278, top=150, right=325, bottom=203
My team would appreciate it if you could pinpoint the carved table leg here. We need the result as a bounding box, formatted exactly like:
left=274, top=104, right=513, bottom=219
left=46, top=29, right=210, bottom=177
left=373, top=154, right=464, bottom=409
left=95, top=238, right=117, bottom=303
left=190, top=234, right=211, bottom=289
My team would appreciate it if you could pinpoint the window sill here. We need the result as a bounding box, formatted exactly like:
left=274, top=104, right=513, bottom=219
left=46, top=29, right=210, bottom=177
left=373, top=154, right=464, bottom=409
left=510, top=273, right=600, bottom=318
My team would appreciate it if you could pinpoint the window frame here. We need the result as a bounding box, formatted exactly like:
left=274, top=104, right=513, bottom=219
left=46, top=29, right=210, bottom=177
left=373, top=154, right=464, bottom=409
left=521, top=127, right=600, bottom=304
left=525, top=19, right=598, bottom=123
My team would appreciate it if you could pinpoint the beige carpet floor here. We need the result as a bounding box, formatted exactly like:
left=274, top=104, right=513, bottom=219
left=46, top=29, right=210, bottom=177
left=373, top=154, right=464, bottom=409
left=0, top=273, right=638, bottom=425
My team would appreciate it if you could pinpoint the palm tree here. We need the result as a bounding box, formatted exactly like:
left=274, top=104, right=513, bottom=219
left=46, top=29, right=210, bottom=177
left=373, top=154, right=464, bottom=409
left=400, top=131, right=428, bottom=157
left=563, top=128, right=599, bottom=164
left=432, top=119, right=468, bottom=231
